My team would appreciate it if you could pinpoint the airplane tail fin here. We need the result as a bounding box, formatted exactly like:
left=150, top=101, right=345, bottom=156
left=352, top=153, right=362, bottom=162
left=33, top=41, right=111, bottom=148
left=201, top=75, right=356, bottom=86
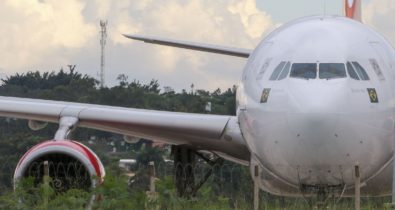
left=344, top=0, right=362, bottom=22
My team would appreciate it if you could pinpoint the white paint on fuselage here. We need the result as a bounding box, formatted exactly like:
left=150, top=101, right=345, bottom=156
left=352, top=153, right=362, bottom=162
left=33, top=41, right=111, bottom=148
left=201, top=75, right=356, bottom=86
left=237, top=16, right=395, bottom=196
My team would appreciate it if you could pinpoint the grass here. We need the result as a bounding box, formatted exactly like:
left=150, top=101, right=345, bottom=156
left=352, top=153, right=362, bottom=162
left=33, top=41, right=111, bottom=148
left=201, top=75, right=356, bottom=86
left=0, top=174, right=393, bottom=210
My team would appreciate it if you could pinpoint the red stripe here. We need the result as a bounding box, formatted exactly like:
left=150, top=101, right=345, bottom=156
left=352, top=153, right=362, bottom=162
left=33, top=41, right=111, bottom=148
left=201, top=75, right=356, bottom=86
left=15, top=140, right=103, bottom=180
left=73, top=141, right=103, bottom=181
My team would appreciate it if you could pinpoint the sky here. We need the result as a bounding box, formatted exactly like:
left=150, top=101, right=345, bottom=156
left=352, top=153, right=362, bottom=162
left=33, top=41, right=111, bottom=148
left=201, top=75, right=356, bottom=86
left=0, top=0, right=394, bottom=92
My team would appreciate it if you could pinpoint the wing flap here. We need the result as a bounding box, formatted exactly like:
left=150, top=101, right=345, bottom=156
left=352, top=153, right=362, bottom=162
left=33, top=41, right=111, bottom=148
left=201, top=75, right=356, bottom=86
left=78, top=106, right=229, bottom=139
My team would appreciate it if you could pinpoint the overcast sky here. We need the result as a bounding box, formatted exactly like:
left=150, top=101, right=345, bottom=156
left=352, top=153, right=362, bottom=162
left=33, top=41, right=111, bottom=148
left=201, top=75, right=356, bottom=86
left=0, top=0, right=393, bottom=91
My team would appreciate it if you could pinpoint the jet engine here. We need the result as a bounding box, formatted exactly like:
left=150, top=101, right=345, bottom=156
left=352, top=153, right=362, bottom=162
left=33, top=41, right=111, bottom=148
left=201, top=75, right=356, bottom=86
left=13, top=140, right=105, bottom=192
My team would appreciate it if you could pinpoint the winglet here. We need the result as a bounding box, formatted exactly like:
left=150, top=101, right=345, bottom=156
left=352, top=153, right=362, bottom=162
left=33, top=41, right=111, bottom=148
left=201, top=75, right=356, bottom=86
left=344, top=0, right=362, bottom=22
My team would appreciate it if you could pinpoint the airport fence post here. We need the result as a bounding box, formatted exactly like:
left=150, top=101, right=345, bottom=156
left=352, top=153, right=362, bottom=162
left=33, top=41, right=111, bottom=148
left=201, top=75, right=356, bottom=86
left=149, top=161, right=156, bottom=193
left=254, top=165, right=259, bottom=210
left=354, top=164, right=360, bottom=210
left=393, top=148, right=395, bottom=205
left=145, top=161, right=158, bottom=209
left=43, top=160, right=49, bottom=210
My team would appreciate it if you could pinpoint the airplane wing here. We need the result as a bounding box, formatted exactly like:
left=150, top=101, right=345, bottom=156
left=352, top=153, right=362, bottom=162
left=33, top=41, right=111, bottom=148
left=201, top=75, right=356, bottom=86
left=0, top=96, right=250, bottom=164
left=123, top=34, right=252, bottom=58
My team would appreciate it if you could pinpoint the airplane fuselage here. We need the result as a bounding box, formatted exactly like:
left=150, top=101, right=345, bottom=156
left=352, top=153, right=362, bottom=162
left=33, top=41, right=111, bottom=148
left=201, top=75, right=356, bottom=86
left=237, top=16, right=395, bottom=196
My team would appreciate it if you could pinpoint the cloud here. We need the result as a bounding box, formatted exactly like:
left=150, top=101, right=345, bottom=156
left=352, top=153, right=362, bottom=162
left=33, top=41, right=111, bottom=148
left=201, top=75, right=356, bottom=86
left=0, top=0, right=95, bottom=72
left=364, top=0, right=395, bottom=46
left=228, top=0, right=274, bottom=39
left=0, top=0, right=276, bottom=91
left=104, top=0, right=276, bottom=86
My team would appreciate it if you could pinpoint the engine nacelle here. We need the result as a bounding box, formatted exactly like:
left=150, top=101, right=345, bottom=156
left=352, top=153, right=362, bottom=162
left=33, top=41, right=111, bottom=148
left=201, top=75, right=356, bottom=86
left=14, top=140, right=105, bottom=192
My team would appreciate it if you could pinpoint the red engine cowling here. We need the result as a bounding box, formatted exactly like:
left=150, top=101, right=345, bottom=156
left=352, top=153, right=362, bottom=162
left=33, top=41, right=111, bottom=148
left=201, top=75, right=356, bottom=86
left=14, top=140, right=105, bottom=192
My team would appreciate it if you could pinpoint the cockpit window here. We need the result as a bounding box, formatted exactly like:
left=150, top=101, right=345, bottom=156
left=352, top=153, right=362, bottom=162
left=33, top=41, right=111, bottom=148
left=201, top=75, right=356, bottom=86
left=270, top=61, right=370, bottom=81
left=269, top=62, right=286, bottom=80
left=278, top=62, right=291, bottom=80
left=319, top=63, right=346, bottom=79
left=269, top=61, right=291, bottom=81
left=347, top=62, right=360, bottom=80
left=290, top=63, right=317, bottom=79
left=352, top=62, right=370, bottom=80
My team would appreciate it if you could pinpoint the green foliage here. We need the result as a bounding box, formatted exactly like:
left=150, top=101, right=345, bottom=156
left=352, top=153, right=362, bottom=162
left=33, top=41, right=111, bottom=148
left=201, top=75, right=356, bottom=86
left=45, top=189, right=89, bottom=210
left=92, top=172, right=146, bottom=209
left=152, top=176, right=232, bottom=210
left=0, top=175, right=392, bottom=210
left=0, top=70, right=98, bottom=102
left=136, top=147, right=165, bottom=168
left=0, top=176, right=89, bottom=210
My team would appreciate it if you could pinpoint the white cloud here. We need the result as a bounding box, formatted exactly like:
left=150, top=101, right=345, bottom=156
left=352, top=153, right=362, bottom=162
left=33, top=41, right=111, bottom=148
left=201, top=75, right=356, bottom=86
left=105, top=0, right=275, bottom=83
left=228, top=0, right=274, bottom=39
left=0, top=0, right=276, bottom=91
left=0, top=0, right=95, bottom=72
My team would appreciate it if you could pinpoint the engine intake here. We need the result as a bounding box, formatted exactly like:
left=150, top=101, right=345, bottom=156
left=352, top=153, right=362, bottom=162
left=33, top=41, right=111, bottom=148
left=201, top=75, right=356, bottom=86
left=14, top=140, right=105, bottom=192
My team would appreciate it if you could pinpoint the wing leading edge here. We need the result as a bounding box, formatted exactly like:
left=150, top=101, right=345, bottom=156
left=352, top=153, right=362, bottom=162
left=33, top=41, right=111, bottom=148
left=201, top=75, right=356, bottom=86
left=0, top=96, right=250, bottom=164
left=123, top=34, right=252, bottom=58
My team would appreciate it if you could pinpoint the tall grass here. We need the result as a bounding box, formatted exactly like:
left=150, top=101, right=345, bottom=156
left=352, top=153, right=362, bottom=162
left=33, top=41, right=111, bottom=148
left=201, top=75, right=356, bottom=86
left=0, top=174, right=392, bottom=210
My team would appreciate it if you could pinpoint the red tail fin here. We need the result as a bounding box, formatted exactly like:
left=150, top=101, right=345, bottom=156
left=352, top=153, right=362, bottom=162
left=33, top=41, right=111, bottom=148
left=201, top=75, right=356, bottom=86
left=344, top=0, right=362, bottom=22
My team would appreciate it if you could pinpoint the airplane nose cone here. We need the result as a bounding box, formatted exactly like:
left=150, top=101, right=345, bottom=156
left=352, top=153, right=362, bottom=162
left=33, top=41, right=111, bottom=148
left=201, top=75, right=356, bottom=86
left=288, top=80, right=348, bottom=113
left=286, top=80, right=347, bottom=162
left=287, top=113, right=338, bottom=150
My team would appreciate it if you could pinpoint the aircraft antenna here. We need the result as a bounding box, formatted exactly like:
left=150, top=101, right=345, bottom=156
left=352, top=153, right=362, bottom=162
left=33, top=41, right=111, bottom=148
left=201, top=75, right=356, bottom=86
left=99, top=20, right=108, bottom=88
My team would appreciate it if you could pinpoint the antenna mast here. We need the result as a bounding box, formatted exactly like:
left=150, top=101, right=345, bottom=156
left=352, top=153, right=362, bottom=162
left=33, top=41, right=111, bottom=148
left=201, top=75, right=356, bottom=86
left=99, top=20, right=108, bottom=88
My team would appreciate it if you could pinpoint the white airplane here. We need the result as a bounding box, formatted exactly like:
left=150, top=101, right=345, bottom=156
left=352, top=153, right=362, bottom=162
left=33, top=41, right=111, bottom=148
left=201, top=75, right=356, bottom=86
left=4, top=0, right=395, bottom=205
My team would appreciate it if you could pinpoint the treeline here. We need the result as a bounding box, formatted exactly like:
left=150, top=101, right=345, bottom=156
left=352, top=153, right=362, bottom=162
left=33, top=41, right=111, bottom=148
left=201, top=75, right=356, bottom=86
left=0, top=70, right=236, bottom=114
